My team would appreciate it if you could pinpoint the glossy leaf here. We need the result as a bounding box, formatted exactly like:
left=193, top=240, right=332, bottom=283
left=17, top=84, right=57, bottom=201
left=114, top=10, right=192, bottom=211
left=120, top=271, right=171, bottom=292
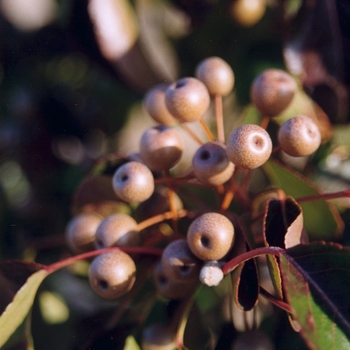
left=230, top=234, right=259, bottom=311
left=263, top=196, right=303, bottom=249
left=0, top=269, right=48, bottom=348
left=280, top=242, right=350, bottom=349
left=263, top=159, right=344, bottom=240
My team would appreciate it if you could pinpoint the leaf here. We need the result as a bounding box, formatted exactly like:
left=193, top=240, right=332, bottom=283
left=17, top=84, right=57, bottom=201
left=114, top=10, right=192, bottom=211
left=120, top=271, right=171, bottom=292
left=0, top=269, right=48, bottom=348
left=280, top=242, right=350, bottom=349
left=263, top=196, right=303, bottom=249
left=123, top=335, right=140, bottom=350
left=230, top=235, right=259, bottom=311
left=263, top=159, right=344, bottom=240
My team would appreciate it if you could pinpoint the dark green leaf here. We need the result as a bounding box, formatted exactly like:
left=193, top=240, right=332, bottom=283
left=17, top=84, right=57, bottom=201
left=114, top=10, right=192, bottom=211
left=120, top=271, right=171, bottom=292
left=280, top=242, right=350, bottom=349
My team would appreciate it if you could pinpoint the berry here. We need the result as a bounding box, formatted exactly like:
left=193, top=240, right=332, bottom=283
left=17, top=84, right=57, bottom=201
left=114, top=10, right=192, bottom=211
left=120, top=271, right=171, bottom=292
left=153, top=262, right=197, bottom=299
left=195, top=56, right=235, bottom=96
left=65, top=213, right=102, bottom=253
left=142, top=323, right=176, bottom=350
left=144, top=83, right=177, bottom=126
left=192, top=141, right=234, bottom=186
left=165, top=77, right=210, bottom=123
left=112, top=161, right=154, bottom=203
left=161, top=239, right=201, bottom=282
left=226, top=124, right=272, bottom=169
left=250, top=69, right=297, bottom=116
left=278, top=115, right=321, bottom=157
left=89, top=250, right=136, bottom=299
left=231, top=329, right=275, bottom=350
left=230, top=0, right=266, bottom=27
left=187, top=212, right=234, bottom=261
left=94, top=213, right=139, bottom=249
left=140, top=125, right=183, bottom=171
left=199, top=260, right=224, bottom=286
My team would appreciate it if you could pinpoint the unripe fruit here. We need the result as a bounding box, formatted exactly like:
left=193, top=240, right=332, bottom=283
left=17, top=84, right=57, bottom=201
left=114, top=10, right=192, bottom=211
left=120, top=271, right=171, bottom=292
left=230, top=0, right=266, bottom=27
left=112, top=161, right=154, bottom=203
left=192, top=141, right=235, bottom=186
left=153, top=262, right=197, bottom=299
left=250, top=69, right=297, bottom=116
left=142, top=323, right=176, bottom=350
left=278, top=115, right=321, bottom=157
left=226, top=124, right=272, bottom=169
left=187, top=212, right=234, bottom=261
left=165, top=77, right=210, bottom=123
left=161, top=239, right=201, bottom=283
left=140, top=125, right=183, bottom=171
left=144, top=84, right=177, bottom=126
left=89, top=250, right=136, bottom=299
left=199, top=260, right=224, bottom=286
left=231, top=329, right=275, bottom=350
left=94, top=213, right=139, bottom=249
left=65, top=213, right=102, bottom=253
left=195, top=56, right=235, bottom=96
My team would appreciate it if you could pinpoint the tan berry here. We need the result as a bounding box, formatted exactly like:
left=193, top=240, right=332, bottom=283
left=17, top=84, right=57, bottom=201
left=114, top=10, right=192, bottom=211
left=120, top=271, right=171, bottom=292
left=187, top=212, right=234, bottom=261
left=195, top=56, right=235, bottom=96
left=95, top=213, right=139, bottom=249
left=89, top=250, right=136, bottom=299
left=112, top=161, right=154, bottom=203
left=226, top=124, right=272, bottom=169
left=165, top=77, right=210, bottom=123
left=278, top=115, right=321, bottom=157
left=250, top=69, right=297, bottom=116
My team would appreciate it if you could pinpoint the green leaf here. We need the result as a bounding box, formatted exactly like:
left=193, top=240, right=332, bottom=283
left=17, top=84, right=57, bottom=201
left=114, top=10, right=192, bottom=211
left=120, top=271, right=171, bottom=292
left=123, top=335, right=141, bottom=350
left=280, top=243, right=350, bottom=349
left=0, top=269, right=48, bottom=348
left=263, top=159, right=344, bottom=240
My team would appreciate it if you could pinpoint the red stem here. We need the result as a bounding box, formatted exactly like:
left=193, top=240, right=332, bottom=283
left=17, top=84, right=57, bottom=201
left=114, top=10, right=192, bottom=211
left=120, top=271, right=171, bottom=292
left=222, top=246, right=285, bottom=275
left=259, top=286, right=292, bottom=313
left=296, top=189, right=350, bottom=203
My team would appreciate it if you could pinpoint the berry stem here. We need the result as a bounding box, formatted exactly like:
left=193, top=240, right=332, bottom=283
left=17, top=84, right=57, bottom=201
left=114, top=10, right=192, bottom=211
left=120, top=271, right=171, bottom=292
left=137, top=209, right=190, bottom=231
left=222, top=246, right=285, bottom=275
left=260, top=115, right=270, bottom=129
left=214, top=95, right=225, bottom=143
left=45, top=246, right=163, bottom=273
left=199, top=118, right=215, bottom=141
left=165, top=169, right=179, bottom=234
left=259, top=286, right=292, bottom=313
left=296, top=189, right=350, bottom=203
left=180, top=123, right=204, bottom=145
left=220, top=176, right=237, bottom=211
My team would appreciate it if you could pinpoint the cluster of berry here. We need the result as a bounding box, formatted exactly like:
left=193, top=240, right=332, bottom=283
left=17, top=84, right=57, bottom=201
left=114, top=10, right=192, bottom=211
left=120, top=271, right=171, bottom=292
left=65, top=57, right=322, bottom=348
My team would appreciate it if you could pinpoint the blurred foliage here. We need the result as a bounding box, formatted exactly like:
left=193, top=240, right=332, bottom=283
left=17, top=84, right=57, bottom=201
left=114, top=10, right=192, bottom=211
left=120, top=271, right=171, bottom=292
left=1, top=0, right=350, bottom=349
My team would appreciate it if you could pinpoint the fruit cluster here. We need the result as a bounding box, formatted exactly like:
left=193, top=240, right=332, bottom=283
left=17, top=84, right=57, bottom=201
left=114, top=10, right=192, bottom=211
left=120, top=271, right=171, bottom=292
left=65, top=57, right=322, bottom=348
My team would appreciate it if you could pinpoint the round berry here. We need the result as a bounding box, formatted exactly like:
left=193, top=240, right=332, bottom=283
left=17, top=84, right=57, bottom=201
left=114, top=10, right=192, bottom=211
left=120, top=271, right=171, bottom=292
left=192, top=141, right=235, bottom=186
left=226, top=124, right=272, bottom=169
left=278, top=115, right=321, bottom=157
left=195, top=56, right=235, bottom=96
left=250, top=69, right=297, bottom=116
left=161, top=239, right=201, bottom=283
left=94, top=213, right=139, bottom=249
left=231, top=329, right=275, bottom=350
left=112, top=161, right=154, bottom=203
left=153, top=262, right=198, bottom=299
left=89, top=250, right=136, bottom=299
left=230, top=0, right=266, bottom=27
left=165, top=77, right=210, bottom=123
left=65, top=213, right=102, bottom=253
left=140, top=125, right=183, bottom=171
left=187, top=212, right=234, bottom=261
left=144, top=84, right=177, bottom=126
left=142, top=323, right=176, bottom=350
left=199, top=260, right=224, bottom=286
